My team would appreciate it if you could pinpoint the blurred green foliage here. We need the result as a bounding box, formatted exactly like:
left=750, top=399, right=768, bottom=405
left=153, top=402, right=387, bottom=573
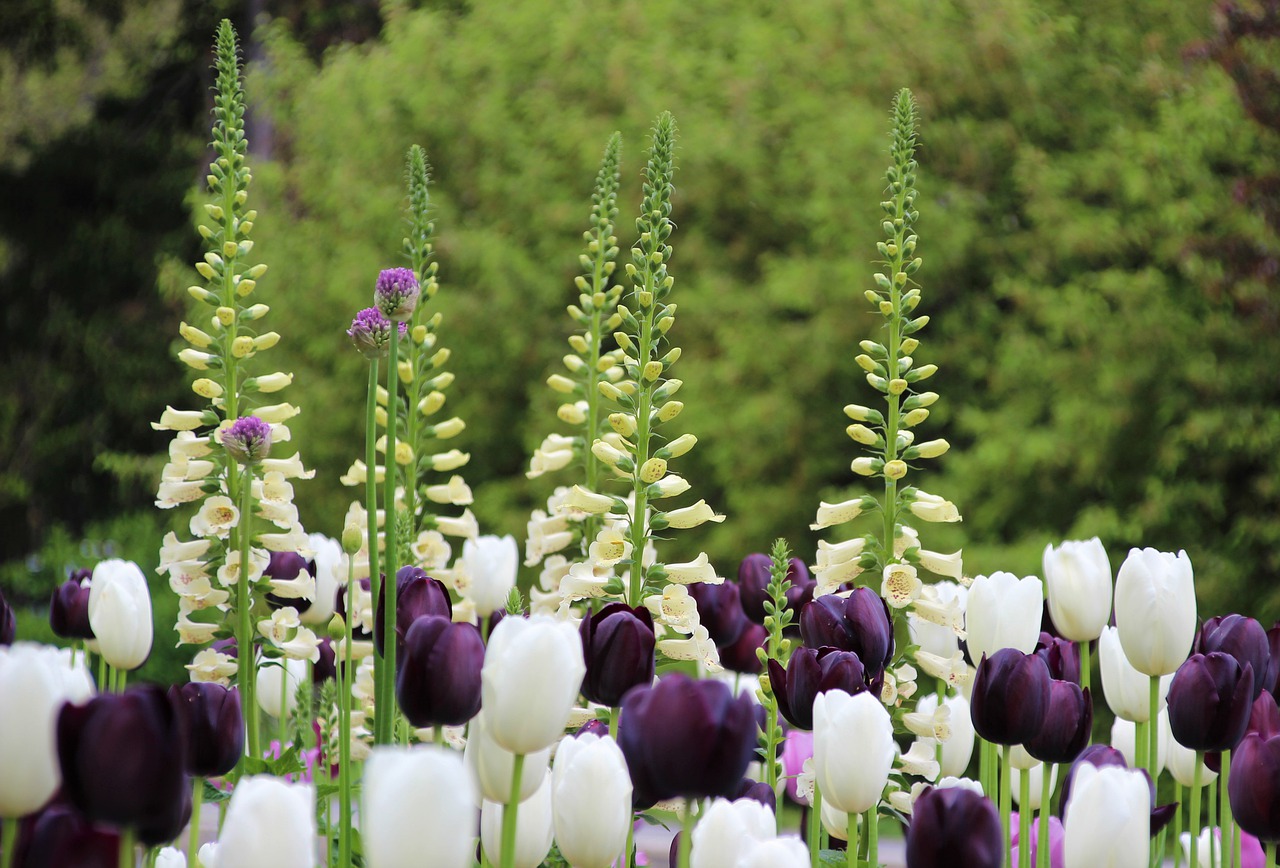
left=226, top=0, right=1280, bottom=619
left=4, top=0, right=1280, bottom=657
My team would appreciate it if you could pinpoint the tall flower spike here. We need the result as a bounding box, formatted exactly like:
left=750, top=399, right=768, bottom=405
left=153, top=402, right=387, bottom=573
left=810, top=89, right=960, bottom=615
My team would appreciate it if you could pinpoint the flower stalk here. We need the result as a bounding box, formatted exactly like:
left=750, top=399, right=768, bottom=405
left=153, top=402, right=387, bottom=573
left=1037, top=764, right=1053, bottom=868
left=378, top=323, right=401, bottom=746
left=499, top=753, right=526, bottom=868
left=236, top=467, right=259, bottom=762
left=758, top=538, right=797, bottom=801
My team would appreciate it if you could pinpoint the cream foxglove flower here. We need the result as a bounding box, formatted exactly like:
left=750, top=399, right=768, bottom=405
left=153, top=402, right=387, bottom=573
left=190, top=496, right=239, bottom=539
left=664, top=552, right=723, bottom=585
left=809, top=497, right=872, bottom=531
left=657, top=624, right=722, bottom=672
left=425, top=475, right=473, bottom=506
left=644, top=584, right=700, bottom=633
left=187, top=648, right=238, bottom=684
left=881, top=561, right=922, bottom=609
left=906, top=490, right=961, bottom=523
left=411, top=529, right=452, bottom=571
left=435, top=508, right=479, bottom=539
left=587, top=526, right=630, bottom=568
left=661, top=499, right=725, bottom=529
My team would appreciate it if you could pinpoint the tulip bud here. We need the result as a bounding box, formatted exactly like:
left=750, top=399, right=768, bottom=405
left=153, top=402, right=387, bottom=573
left=1026, top=681, right=1093, bottom=765
left=1167, top=652, right=1254, bottom=752
left=375, top=566, right=452, bottom=658
left=481, top=615, right=585, bottom=754
left=970, top=649, right=1051, bottom=745
left=799, top=588, right=894, bottom=673
left=459, top=535, right=519, bottom=618
left=1228, top=721, right=1280, bottom=842
left=480, top=776, right=554, bottom=868
left=1062, top=765, right=1150, bottom=868
left=964, top=571, right=1043, bottom=663
left=465, top=711, right=552, bottom=803
left=364, top=746, right=476, bottom=868
left=690, top=797, right=777, bottom=868
left=169, top=682, right=244, bottom=778
left=50, top=574, right=94, bottom=640
left=88, top=559, right=153, bottom=671
left=906, top=787, right=1003, bottom=868
left=813, top=690, right=894, bottom=814
left=396, top=616, right=483, bottom=728
left=768, top=647, right=868, bottom=731
left=1198, top=614, right=1270, bottom=700
left=552, top=734, right=633, bottom=868
left=1114, top=548, right=1197, bottom=677
left=1099, top=626, right=1172, bottom=723
left=215, top=776, right=316, bottom=868
left=580, top=604, right=656, bottom=707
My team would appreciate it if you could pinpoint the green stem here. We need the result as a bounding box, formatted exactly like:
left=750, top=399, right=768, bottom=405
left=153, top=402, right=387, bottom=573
left=499, top=753, right=525, bottom=868
left=188, top=778, right=204, bottom=867
left=1149, top=675, right=1161, bottom=787
left=1020, top=768, right=1031, bottom=868
left=1191, top=757, right=1203, bottom=868
left=1080, top=641, right=1091, bottom=738
left=236, top=468, right=260, bottom=766
left=97, top=652, right=107, bottom=693
left=868, top=803, right=879, bottom=868
left=364, top=359, right=382, bottom=740
left=119, top=826, right=136, bottom=868
left=340, top=560, right=354, bottom=868
left=1175, top=783, right=1184, bottom=868
left=678, top=800, right=696, bottom=868
left=609, top=706, right=620, bottom=740
left=1267, top=842, right=1275, bottom=867
left=1222, top=749, right=1232, bottom=868
left=2, top=817, right=16, bottom=868
left=1001, top=745, right=1013, bottom=868
left=278, top=660, right=288, bottom=745
left=810, top=784, right=822, bottom=868
left=849, top=813, right=859, bottom=868
left=625, top=819, right=635, bottom=868
left=763, top=700, right=779, bottom=803
left=1038, top=764, right=1053, bottom=868
left=380, top=325, right=402, bottom=746
left=1210, top=776, right=1218, bottom=868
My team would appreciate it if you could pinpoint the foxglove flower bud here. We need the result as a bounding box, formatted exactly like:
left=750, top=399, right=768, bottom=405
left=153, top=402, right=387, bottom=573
left=50, top=571, right=94, bottom=640
left=906, top=786, right=1003, bottom=868
left=738, top=554, right=813, bottom=624
left=223, top=415, right=272, bottom=465
left=970, top=648, right=1051, bottom=746
left=768, top=646, right=868, bottom=731
left=347, top=307, right=403, bottom=360
left=617, top=673, right=757, bottom=806
left=580, top=603, right=656, bottom=707
left=1167, top=652, right=1254, bottom=752
left=169, top=682, right=244, bottom=778
left=374, top=267, right=420, bottom=322
left=396, top=615, right=484, bottom=728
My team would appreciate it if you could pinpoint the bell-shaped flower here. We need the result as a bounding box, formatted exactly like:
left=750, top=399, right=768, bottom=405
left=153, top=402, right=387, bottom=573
left=460, top=535, right=519, bottom=617
left=812, top=689, right=894, bottom=815
left=905, top=786, right=1003, bottom=868
left=910, top=692, right=975, bottom=779
left=169, top=682, right=244, bottom=778
left=907, top=580, right=967, bottom=660
left=799, top=588, right=893, bottom=673
left=396, top=615, right=484, bottom=728
left=1198, top=614, right=1271, bottom=700
left=689, top=796, right=776, bottom=868
left=1042, top=538, right=1112, bottom=642
left=300, top=533, right=342, bottom=626
left=617, top=673, right=757, bottom=807
left=480, top=775, right=554, bottom=868
left=213, top=776, right=315, bottom=868
left=1167, top=652, right=1254, bottom=753
left=1062, top=765, right=1150, bottom=868
left=738, top=554, right=812, bottom=624
left=58, top=684, right=188, bottom=844
left=1099, top=626, right=1172, bottom=723
left=767, top=647, right=867, bottom=731
left=551, top=733, right=633, bottom=868
left=50, top=573, right=94, bottom=640
left=1026, top=681, right=1092, bottom=765
left=965, top=571, right=1043, bottom=663
left=481, top=615, right=585, bottom=754
left=0, top=643, right=94, bottom=817
left=465, top=711, right=551, bottom=803
left=363, top=746, right=476, bottom=868
left=580, top=604, right=656, bottom=707
left=88, top=559, right=154, bottom=670
left=970, top=648, right=1051, bottom=746
left=1113, top=548, right=1196, bottom=677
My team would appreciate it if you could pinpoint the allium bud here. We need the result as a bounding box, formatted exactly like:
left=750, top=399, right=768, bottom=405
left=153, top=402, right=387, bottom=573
left=223, top=416, right=272, bottom=465
left=374, top=267, right=420, bottom=322
left=347, top=307, right=404, bottom=360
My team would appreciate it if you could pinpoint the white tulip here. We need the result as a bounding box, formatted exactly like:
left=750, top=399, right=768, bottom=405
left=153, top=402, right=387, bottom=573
left=964, top=571, right=1043, bottom=662
left=1099, top=626, right=1172, bottom=723
left=735, top=837, right=810, bottom=868
left=691, top=797, right=776, bottom=868
left=551, top=734, right=632, bottom=868
left=465, top=710, right=552, bottom=803
left=819, top=798, right=852, bottom=840
left=1043, top=538, right=1112, bottom=641
left=910, top=692, right=974, bottom=778
left=813, top=690, right=895, bottom=815
left=1062, top=765, right=1150, bottom=868
left=300, top=533, right=342, bottom=626
left=460, top=535, right=519, bottom=616
left=256, top=656, right=308, bottom=719
left=908, top=581, right=967, bottom=659
left=214, top=777, right=315, bottom=868
left=1163, top=713, right=1216, bottom=788
left=481, top=615, right=585, bottom=755
left=1111, top=711, right=1168, bottom=778
left=88, top=559, right=153, bottom=670
left=1011, top=762, right=1058, bottom=811
left=1180, top=829, right=1223, bottom=866
left=481, top=775, right=555, bottom=868
left=155, top=847, right=187, bottom=868
left=1114, top=548, right=1197, bottom=676
left=0, top=643, right=94, bottom=817
left=364, top=746, right=477, bottom=868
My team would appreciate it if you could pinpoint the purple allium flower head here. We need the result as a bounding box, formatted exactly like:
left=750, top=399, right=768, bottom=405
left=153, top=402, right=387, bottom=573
left=373, top=267, right=420, bottom=322
left=224, top=415, right=272, bottom=464
left=347, top=307, right=405, bottom=360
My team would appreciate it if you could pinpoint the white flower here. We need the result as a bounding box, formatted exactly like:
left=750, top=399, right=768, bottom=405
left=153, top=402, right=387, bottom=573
left=363, top=747, right=476, bottom=868
left=436, top=508, right=480, bottom=539
left=190, top=496, right=239, bottom=539
left=1111, top=711, right=1168, bottom=777
left=481, top=615, right=585, bottom=754
left=1011, top=762, right=1058, bottom=811
left=657, top=624, right=722, bottom=672
left=426, top=475, right=474, bottom=506
left=460, top=535, right=519, bottom=617
left=411, top=530, right=452, bottom=571
left=644, top=584, right=701, bottom=633
left=257, top=607, right=301, bottom=644
left=213, top=777, right=315, bottom=868
left=908, top=581, right=967, bottom=660
left=881, top=561, right=922, bottom=609
left=168, top=431, right=213, bottom=459
left=157, top=533, right=211, bottom=574
left=1114, top=548, right=1197, bottom=677
left=176, top=615, right=220, bottom=646
left=88, top=559, right=153, bottom=670
left=661, top=500, right=725, bottom=529
left=560, top=560, right=613, bottom=602
left=1099, top=626, right=1172, bottom=723
left=464, top=711, right=552, bottom=803
left=260, top=453, right=313, bottom=479
left=300, top=533, right=342, bottom=626
left=964, top=571, right=1043, bottom=662
left=896, top=740, right=940, bottom=782
left=155, top=478, right=206, bottom=509
left=587, top=526, right=631, bottom=568
left=813, top=690, right=894, bottom=815
left=480, top=776, right=555, bottom=868
left=1043, top=538, right=1112, bottom=641
left=810, top=498, right=867, bottom=531
left=256, top=657, right=307, bottom=719
left=525, top=510, right=574, bottom=567
left=665, top=552, right=724, bottom=585
left=906, top=490, right=961, bottom=523
left=216, top=547, right=270, bottom=588
left=152, top=406, right=206, bottom=431
left=909, top=692, right=974, bottom=779
left=559, top=485, right=616, bottom=516
left=1062, top=765, right=1149, bottom=868
left=690, top=797, right=777, bottom=868
left=552, top=734, right=633, bottom=868
left=186, top=648, right=238, bottom=685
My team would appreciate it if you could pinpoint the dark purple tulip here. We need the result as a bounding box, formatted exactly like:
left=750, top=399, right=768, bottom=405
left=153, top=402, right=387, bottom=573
left=738, top=554, right=813, bottom=624
left=336, top=578, right=372, bottom=640
left=1167, top=653, right=1254, bottom=752
left=719, top=622, right=767, bottom=675
left=16, top=802, right=119, bottom=868
left=1248, top=690, right=1280, bottom=739
left=395, top=615, right=484, bottom=727
left=768, top=647, right=867, bottom=731
left=138, top=781, right=192, bottom=848
left=168, top=682, right=244, bottom=778
left=264, top=551, right=314, bottom=613
left=617, top=673, right=757, bottom=807
left=575, top=718, right=610, bottom=738
left=970, top=649, right=1051, bottom=746
left=313, top=638, right=337, bottom=684
left=0, top=588, right=14, bottom=645
left=906, top=786, right=1003, bottom=868
left=50, top=573, right=94, bottom=640
left=1199, top=614, right=1270, bottom=700
left=1034, top=632, right=1081, bottom=685
left=1229, top=728, right=1280, bottom=841
left=376, top=566, right=452, bottom=657
left=687, top=581, right=748, bottom=647
left=733, top=778, right=777, bottom=812
left=1026, top=682, right=1092, bottom=764
left=580, top=604, right=656, bottom=707
left=1059, top=744, right=1128, bottom=816
left=1266, top=623, right=1280, bottom=697
left=799, top=589, right=894, bottom=674
left=57, top=684, right=188, bottom=839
